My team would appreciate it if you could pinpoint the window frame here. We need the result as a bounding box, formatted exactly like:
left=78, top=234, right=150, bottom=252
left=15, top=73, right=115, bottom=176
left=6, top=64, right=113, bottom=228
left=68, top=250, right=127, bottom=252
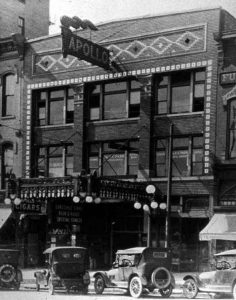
left=1, top=143, right=14, bottom=188
left=88, top=140, right=139, bottom=177
left=35, top=144, right=73, bottom=178
left=34, top=87, right=74, bottom=126
left=87, top=79, right=141, bottom=121
left=154, top=69, right=206, bottom=115
left=2, top=73, right=15, bottom=117
left=227, top=98, right=236, bottom=159
left=155, top=136, right=203, bottom=177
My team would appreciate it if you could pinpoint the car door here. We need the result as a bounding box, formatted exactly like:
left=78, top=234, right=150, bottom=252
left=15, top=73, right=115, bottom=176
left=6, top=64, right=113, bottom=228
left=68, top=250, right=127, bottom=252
left=208, top=270, right=235, bottom=292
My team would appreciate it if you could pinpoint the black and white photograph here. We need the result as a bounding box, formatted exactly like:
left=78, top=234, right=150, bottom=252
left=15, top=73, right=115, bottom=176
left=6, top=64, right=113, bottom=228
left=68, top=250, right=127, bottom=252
left=1, top=0, right=236, bottom=299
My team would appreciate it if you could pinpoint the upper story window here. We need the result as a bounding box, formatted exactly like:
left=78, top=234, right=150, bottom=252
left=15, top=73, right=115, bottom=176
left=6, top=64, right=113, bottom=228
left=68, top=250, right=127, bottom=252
left=155, top=136, right=203, bottom=177
left=88, top=141, right=139, bottom=176
left=18, top=17, right=25, bottom=35
left=228, top=99, right=236, bottom=159
left=35, top=144, right=73, bottom=178
left=2, top=73, right=15, bottom=117
left=34, top=87, right=74, bottom=126
left=87, top=79, right=141, bottom=121
left=154, top=69, right=205, bottom=115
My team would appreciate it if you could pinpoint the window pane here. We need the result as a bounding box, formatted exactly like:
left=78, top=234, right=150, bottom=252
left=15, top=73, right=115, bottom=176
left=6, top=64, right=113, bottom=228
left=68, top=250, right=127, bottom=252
left=171, top=85, right=191, bottom=113
left=103, top=154, right=125, bottom=176
left=158, top=75, right=168, bottom=86
left=172, top=72, right=190, bottom=85
left=173, top=138, right=188, bottom=148
left=38, top=102, right=46, bottom=125
left=89, top=156, right=99, bottom=171
left=194, top=84, right=204, bottom=98
left=128, top=152, right=138, bottom=175
left=49, top=99, right=64, bottom=125
left=104, top=93, right=127, bottom=119
left=50, top=90, right=64, bottom=100
left=195, top=71, right=205, bottom=81
left=5, top=74, right=15, bottom=95
left=131, top=80, right=142, bottom=89
left=5, top=96, right=15, bottom=116
left=157, top=139, right=166, bottom=149
left=172, top=150, right=188, bottom=176
left=90, top=95, right=100, bottom=120
left=157, top=102, right=167, bottom=114
left=105, top=82, right=126, bottom=92
left=130, top=91, right=140, bottom=118
left=49, top=157, right=63, bottom=177
left=66, top=89, right=74, bottom=123
left=66, top=156, right=73, bottom=176
left=192, top=149, right=203, bottom=175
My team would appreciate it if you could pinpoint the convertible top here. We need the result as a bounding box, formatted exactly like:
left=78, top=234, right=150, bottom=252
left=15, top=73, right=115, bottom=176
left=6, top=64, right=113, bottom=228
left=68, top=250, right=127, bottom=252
left=43, top=246, right=87, bottom=254
left=214, top=249, right=236, bottom=256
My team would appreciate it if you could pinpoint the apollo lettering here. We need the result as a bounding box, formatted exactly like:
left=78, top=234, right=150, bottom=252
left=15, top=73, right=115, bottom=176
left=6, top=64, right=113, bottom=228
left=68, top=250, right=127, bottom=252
left=68, top=36, right=109, bottom=65
left=62, top=26, right=110, bottom=70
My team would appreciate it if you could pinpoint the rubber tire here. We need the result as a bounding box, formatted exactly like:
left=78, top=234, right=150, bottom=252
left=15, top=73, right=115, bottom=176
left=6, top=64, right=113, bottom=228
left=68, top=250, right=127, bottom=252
left=183, top=278, right=198, bottom=299
left=159, top=284, right=173, bottom=298
left=129, top=276, right=143, bottom=298
left=94, top=275, right=105, bottom=295
left=48, top=278, right=54, bottom=295
left=233, top=283, right=236, bottom=299
left=151, top=267, right=171, bottom=289
left=0, top=264, right=16, bottom=283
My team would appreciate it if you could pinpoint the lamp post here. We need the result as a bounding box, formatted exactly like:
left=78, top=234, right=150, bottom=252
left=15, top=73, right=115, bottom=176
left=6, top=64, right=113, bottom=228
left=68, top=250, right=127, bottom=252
left=4, top=178, right=22, bottom=207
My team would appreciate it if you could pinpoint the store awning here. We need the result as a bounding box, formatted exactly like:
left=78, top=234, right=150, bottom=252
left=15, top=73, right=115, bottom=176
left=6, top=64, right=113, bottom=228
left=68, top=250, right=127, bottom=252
left=199, top=213, right=236, bottom=241
left=0, top=208, right=12, bottom=229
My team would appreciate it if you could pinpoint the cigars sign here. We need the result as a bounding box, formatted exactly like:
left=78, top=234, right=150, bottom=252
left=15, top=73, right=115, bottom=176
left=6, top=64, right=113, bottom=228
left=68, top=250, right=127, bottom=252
left=61, top=26, right=110, bottom=70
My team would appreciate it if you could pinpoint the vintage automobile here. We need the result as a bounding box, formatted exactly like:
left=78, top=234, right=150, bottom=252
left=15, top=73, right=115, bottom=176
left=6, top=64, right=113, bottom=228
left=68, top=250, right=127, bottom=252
left=0, top=249, right=22, bottom=290
left=34, top=246, right=90, bottom=295
left=93, top=247, right=175, bottom=298
left=182, top=249, right=236, bottom=299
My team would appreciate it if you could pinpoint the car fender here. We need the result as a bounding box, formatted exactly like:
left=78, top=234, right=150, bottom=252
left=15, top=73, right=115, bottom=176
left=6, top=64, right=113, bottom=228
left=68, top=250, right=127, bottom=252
left=93, top=271, right=111, bottom=287
left=170, top=272, right=176, bottom=288
left=128, top=272, right=147, bottom=286
left=183, top=274, right=201, bottom=288
left=231, top=278, right=236, bottom=292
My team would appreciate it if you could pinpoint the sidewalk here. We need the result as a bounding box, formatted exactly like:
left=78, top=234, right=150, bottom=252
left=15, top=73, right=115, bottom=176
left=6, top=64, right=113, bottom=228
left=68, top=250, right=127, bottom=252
left=20, top=268, right=193, bottom=292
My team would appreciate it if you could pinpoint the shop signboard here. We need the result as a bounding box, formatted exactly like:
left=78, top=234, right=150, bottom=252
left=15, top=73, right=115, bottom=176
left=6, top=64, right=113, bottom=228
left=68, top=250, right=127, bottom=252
left=13, top=198, right=47, bottom=214
left=220, top=72, right=236, bottom=85
left=61, top=26, right=110, bottom=70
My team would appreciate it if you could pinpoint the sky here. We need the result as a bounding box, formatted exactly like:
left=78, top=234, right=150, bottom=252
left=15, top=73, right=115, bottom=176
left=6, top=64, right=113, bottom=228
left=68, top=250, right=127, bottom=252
left=49, top=0, right=236, bottom=34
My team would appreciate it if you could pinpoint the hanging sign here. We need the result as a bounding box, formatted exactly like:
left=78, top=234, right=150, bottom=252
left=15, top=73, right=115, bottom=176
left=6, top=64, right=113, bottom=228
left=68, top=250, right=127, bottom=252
left=220, top=72, right=236, bottom=85
left=61, top=26, right=111, bottom=70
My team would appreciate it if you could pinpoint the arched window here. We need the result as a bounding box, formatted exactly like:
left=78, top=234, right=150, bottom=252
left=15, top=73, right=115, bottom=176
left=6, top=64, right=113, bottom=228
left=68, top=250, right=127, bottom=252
left=2, top=73, right=15, bottom=117
left=228, top=99, right=236, bottom=159
left=1, top=143, right=14, bottom=188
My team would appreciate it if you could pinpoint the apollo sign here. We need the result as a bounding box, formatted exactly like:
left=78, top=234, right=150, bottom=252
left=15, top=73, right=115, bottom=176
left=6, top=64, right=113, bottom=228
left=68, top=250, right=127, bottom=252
left=61, top=27, right=110, bottom=70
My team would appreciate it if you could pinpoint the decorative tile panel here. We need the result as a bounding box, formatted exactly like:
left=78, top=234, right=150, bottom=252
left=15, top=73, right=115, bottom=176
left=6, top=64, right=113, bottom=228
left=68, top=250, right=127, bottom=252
left=34, top=24, right=206, bottom=75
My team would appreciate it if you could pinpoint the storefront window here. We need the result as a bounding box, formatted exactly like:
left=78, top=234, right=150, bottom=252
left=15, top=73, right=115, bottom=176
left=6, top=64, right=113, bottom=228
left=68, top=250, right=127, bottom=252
left=155, top=139, right=166, bottom=177
left=155, top=69, right=205, bottom=115
left=1, top=143, right=14, bottom=188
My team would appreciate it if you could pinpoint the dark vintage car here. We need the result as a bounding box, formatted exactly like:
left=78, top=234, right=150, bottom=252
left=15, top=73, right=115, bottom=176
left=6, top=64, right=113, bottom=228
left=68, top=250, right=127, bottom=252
left=182, top=249, right=236, bottom=299
left=34, top=246, right=90, bottom=295
left=0, top=249, right=22, bottom=290
left=93, top=247, right=175, bottom=298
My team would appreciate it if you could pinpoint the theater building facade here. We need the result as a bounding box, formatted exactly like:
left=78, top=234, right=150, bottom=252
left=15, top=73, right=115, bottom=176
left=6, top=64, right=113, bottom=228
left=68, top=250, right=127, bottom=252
left=18, top=7, right=236, bottom=270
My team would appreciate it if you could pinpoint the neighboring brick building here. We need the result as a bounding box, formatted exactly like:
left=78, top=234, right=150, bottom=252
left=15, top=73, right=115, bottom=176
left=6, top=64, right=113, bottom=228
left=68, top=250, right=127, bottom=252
left=0, top=0, right=49, bottom=260
left=19, top=7, right=236, bottom=270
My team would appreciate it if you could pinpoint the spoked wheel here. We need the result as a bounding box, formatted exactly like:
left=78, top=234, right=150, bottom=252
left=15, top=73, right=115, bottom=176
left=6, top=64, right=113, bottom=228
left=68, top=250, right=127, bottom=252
left=94, top=275, right=105, bottom=295
left=233, top=283, right=236, bottom=299
left=48, top=278, right=54, bottom=295
left=183, top=278, right=198, bottom=299
left=129, top=276, right=143, bottom=298
left=159, top=284, right=173, bottom=298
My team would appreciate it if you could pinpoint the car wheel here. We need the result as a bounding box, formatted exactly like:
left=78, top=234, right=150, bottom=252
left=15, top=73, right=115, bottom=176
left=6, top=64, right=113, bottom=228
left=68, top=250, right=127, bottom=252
left=129, top=276, right=143, bottom=298
left=159, top=284, right=173, bottom=298
left=94, top=275, right=105, bottom=294
left=151, top=267, right=171, bottom=289
left=183, top=278, right=198, bottom=299
left=233, top=283, right=236, bottom=299
left=48, top=278, right=54, bottom=295
left=0, top=264, right=16, bottom=283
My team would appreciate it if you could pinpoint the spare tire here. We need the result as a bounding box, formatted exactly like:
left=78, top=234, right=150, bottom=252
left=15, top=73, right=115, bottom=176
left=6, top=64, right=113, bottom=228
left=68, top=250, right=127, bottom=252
left=0, top=264, right=16, bottom=283
left=151, top=267, right=171, bottom=289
